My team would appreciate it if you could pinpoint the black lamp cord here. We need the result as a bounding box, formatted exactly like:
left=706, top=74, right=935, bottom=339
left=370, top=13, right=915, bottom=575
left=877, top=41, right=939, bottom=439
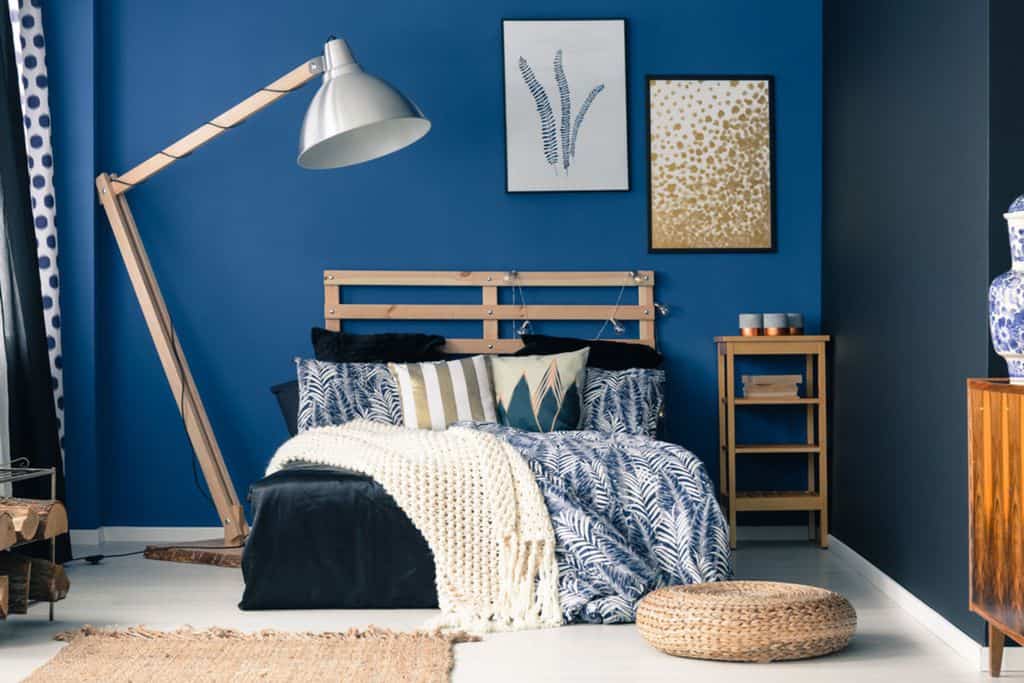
left=67, top=307, right=243, bottom=565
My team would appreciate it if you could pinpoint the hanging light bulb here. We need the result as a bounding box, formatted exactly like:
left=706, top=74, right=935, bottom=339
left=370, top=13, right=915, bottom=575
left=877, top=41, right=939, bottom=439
left=610, top=318, right=625, bottom=335
left=517, top=319, right=532, bottom=336
left=654, top=302, right=670, bottom=316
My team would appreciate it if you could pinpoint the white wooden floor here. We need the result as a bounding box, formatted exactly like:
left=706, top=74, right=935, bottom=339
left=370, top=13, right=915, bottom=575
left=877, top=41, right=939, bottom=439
left=0, top=538, right=997, bottom=682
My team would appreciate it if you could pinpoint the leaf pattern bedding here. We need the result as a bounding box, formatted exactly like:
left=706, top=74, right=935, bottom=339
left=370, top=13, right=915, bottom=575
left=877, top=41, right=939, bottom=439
left=292, top=358, right=731, bottom=624
left=471, top=423, right=732, bottom=624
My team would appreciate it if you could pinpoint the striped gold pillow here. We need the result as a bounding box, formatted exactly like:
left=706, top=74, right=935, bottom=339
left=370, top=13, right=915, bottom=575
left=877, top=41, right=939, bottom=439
left=388, top=355, right=497, bottom=430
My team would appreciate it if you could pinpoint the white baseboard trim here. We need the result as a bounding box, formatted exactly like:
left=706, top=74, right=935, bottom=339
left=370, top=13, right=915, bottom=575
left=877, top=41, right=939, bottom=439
left=71, top=526, right=224, bottom=545
left=70, top=528, right=103, bottom=547
left=736, top=525, right=812, bottom=541
left=829, top=535, right=1021, bottom=672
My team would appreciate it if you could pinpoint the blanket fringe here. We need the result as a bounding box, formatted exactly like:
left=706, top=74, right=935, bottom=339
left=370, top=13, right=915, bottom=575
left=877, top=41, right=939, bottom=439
left=267, top=422, right=562, bottom=633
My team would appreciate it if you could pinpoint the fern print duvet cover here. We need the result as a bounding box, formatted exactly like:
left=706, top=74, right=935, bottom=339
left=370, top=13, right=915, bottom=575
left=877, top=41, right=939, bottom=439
left=472, top=423, right=732, bottom=624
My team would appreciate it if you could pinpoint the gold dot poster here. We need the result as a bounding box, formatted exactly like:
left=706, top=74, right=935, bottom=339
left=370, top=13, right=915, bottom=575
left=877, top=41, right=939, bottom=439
left=647, top=77, right=775, bottom=251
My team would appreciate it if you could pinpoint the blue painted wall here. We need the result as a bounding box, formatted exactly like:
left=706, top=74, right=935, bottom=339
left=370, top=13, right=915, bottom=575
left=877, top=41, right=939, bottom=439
left=44, top=0, right=99, bottom=529
left=47, top=0, right=821, bottom=527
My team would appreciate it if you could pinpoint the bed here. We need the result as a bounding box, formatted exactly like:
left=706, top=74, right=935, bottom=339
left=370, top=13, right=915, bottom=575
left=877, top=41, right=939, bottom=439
left=240, top=270, right=730, bottom=623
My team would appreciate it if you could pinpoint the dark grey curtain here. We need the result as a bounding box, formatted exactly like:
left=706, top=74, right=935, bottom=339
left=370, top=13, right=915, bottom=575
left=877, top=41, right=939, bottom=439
left=1, top=8, right=69, bottom=562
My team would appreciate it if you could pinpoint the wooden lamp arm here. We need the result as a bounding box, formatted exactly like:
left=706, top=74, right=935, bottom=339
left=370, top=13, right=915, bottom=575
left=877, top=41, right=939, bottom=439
left=109, top=58, right=323, bottom=193
left=94, top=55, right=322, bottom=545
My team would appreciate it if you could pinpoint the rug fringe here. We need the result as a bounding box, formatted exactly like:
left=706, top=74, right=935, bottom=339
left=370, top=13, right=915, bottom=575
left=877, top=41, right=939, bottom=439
left=56, top=625, right=482, bottom=645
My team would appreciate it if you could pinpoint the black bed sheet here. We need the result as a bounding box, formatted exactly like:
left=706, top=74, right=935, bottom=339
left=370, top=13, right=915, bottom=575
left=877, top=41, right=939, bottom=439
left=240, top=467, right=438, bottom=610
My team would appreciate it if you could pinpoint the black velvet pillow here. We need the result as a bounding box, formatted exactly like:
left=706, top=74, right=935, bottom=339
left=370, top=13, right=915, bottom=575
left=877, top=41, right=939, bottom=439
left=515, top=334, right=663, bottom=370
left=311, top=327, right=446, bottom=363
left=271, top=380, right=300, bottom=437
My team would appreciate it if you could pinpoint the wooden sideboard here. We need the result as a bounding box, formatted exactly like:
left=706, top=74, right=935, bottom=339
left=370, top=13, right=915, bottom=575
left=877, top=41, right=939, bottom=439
left=967, top=379, right=1024, bottom=677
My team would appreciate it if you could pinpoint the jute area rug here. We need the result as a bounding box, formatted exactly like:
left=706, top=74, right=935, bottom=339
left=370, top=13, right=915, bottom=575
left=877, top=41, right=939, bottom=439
left=24, top=626, right=478, bottom=682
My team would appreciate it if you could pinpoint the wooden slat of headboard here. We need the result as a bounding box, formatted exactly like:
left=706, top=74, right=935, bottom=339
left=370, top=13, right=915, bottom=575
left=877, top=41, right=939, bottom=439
left=323, top=270, right=654, bottom=287
left=325, top=304, right=654, bottom=321
left=323, top=270, right=659, bottom=350
left=445, top=338, right=653, bottom=354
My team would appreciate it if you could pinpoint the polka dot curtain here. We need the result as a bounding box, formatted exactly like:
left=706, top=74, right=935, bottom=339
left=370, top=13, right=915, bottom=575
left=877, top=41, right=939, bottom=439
left=7, top=0, right=63, bottom=459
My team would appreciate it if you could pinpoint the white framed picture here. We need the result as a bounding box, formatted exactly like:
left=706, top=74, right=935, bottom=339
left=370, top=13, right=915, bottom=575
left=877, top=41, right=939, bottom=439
left=502, top=19, right=629, bottom=193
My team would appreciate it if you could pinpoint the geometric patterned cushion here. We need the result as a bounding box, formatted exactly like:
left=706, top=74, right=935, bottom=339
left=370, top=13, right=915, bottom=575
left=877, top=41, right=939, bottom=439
left=581, top=368, right=666, bottom=437
left=490, top=348, right=589, bottom=432
left=295, top=358, right=402, bottom=432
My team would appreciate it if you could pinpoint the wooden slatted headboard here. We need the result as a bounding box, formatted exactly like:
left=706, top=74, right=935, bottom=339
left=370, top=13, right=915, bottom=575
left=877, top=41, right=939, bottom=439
left=323, top=270, right=657, bottom=354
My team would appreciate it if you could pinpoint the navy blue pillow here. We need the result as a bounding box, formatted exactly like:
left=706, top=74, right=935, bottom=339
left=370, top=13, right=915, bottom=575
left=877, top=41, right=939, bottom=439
left=271, top=380, right=300, bottom=436
left=312, top=328, right=446, bottom=363
left=515, top=334, right=662, bottom=370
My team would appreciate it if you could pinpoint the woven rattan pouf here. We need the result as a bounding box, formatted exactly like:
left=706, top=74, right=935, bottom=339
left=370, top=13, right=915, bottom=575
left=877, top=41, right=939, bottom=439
left=636, top=581, right=857, bottom=663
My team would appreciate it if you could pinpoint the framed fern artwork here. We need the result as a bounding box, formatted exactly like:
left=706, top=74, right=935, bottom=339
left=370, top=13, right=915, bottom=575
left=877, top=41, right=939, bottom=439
left=502, top=19, right=629, bottom=193
left=647, top=75, right=776, bottom=252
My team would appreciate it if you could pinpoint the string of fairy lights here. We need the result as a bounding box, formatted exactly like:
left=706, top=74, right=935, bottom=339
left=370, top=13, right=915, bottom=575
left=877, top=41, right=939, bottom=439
left=504, top=270, right=669, bottom=343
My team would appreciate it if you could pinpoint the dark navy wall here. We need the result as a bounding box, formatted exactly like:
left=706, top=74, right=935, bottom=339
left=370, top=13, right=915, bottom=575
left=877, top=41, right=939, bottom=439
left=823, top=0, right=998, bottom=642
left=47, top=0, right=821, bottom=527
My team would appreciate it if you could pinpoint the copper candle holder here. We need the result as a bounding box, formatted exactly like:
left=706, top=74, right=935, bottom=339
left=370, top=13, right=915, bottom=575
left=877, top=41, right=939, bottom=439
left=787, top=312, right=804, bottom=335
left=764, top=313, right=789, bottom=336
left=739, top=313, right=763, bottom=337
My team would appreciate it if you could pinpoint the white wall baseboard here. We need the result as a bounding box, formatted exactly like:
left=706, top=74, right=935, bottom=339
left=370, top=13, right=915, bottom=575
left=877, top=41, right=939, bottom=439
left=70, top=528, right=103, bottom=547
left=829, top=535, right=1020, bottom=672
left=71, top=526, right=224, bottom=546
left=736, top=524, right=812, bottom=541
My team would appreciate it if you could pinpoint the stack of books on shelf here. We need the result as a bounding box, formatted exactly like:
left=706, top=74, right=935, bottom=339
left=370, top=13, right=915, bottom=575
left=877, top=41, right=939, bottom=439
left=741, top=374, right=802, bottom=399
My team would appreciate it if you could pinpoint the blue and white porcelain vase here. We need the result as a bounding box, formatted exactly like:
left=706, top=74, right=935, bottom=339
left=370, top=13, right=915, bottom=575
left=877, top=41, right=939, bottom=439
left=990, top=195, right=1024, bottom=383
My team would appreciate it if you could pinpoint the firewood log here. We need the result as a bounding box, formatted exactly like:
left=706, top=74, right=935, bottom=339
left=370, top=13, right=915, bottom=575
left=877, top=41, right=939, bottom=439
left=0, top=512, right=15, bottom=551
left=0, top=501, right=40, bottom=542
left=1, top=575, right=8, bottom=619
left=28, top=557, right=69, bottom=603
left=30, top=499, right=68, bottom=541
left=0, top=552, right=31, bottom=614
left=0, top=498, right=67, bottom=541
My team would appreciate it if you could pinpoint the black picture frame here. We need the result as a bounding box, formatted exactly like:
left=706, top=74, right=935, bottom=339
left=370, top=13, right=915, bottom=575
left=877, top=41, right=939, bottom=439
left=501, top=18, right=631, bottom=194
left=646, top=74, right=777, bottom=253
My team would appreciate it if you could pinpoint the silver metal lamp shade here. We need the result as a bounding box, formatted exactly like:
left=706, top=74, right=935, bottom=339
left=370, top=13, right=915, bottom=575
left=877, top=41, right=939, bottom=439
left=297, top=39, right=430, bottom=169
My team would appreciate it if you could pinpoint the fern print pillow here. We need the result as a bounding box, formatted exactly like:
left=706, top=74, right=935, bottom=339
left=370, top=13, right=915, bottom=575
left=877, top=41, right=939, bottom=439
left=581, top=368, right=666, bottom=437
left=295, top=359, right=403, bottom=432
left=490, top=348, right=589, bottom=432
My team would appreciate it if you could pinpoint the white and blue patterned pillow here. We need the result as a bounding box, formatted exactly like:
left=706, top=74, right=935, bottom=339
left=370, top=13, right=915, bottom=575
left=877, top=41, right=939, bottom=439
left=296, top=359, right=403, bottom=432
left=581, top=368, right=666, bottom=437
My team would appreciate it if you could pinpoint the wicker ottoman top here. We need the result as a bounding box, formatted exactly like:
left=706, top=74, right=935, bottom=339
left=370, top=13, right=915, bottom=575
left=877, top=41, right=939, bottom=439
left=636, top=580, right=857, bottom=663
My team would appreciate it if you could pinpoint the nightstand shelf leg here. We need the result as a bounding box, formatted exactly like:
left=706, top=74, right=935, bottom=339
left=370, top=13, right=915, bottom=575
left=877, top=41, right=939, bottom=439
left=806, top=353, right=816, bottom=540
left=726, top=347, right=737, bottom=549
left=817, top=344, right=829, bottom=547
left=718, top=347, right=727, bottom=497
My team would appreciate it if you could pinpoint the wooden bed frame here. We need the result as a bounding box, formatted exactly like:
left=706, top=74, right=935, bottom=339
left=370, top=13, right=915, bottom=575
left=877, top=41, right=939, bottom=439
left=322, top=270, right=658, bottom=352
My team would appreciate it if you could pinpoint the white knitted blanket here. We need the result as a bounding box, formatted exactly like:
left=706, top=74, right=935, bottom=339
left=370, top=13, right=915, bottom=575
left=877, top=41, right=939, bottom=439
left=266, top=420, right=562, bottom=632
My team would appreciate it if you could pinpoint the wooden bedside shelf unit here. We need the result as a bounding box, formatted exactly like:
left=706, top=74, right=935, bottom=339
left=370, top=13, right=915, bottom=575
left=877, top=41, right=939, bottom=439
left=715, top=335, right=830, bottom=549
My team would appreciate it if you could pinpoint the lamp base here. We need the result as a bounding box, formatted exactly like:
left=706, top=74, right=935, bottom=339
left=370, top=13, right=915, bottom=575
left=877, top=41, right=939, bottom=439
left=143, top=539, right=243, bottom=568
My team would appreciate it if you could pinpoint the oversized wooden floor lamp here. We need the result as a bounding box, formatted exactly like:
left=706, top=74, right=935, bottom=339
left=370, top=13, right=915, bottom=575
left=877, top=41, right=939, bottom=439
left=94, top=38, right=430, bottom=565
